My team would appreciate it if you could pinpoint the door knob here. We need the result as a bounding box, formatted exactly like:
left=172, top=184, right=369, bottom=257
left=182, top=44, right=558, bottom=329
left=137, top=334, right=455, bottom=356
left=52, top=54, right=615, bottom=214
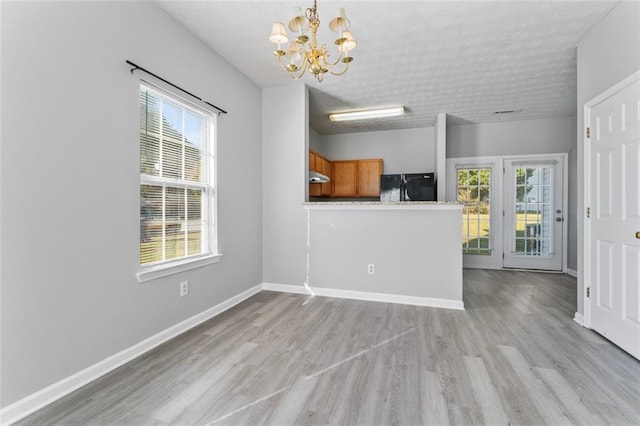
left=636, top=231, right=640, bottom=239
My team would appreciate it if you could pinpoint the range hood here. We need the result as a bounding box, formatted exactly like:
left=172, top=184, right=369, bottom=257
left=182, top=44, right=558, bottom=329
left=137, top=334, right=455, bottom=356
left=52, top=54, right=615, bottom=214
left=309, top=170, right=330, bottom=183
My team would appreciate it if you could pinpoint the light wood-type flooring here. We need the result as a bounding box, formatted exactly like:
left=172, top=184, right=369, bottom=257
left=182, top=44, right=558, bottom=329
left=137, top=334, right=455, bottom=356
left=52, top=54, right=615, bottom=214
left=17, top=270, right=640, bottom=425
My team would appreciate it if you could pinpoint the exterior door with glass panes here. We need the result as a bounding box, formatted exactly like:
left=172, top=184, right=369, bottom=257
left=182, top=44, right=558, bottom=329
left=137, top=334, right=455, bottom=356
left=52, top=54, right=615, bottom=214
left=503, top=159, right=563, bottom=270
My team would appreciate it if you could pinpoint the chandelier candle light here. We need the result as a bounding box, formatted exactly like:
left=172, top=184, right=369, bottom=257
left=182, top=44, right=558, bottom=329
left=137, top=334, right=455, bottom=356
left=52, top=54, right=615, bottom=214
left=269, top=0, right=357, bottom=82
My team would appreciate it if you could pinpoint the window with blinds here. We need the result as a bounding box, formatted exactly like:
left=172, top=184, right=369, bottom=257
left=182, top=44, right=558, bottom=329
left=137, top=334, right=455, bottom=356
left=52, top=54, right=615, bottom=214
left=139, top=83, right=217, bottom=268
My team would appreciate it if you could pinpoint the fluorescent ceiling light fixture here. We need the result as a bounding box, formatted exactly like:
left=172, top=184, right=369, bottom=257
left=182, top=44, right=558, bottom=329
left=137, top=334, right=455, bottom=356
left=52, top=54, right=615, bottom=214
left=329, top=106, right=405, bottom=122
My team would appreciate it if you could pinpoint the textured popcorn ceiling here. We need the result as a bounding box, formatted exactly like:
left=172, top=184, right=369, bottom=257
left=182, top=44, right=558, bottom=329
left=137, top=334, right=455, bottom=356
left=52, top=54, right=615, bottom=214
left=158, top=0, right=619, bottom=134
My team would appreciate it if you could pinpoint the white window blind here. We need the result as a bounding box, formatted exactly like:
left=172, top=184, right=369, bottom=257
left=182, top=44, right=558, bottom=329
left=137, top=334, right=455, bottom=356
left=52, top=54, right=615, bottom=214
left=139, top=82, right=217, bottom=268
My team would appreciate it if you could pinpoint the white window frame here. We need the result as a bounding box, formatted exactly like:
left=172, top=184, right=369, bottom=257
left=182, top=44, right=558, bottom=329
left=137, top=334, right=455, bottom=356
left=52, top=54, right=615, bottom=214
left=136, top=80, right=221, bottom=283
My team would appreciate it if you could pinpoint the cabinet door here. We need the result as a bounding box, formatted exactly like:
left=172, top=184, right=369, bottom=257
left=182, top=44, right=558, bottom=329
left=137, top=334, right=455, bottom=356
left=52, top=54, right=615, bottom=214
left=309, top=151, right=321, bottom=196
left=332, top=161, right=358, bottom=197
left=309, top=151, right=317, bottom=172
left=321, top=157, right=332, bottom=196
left=357, top=159, right=384, bottom=197
left=315, top=155, right=324, bottom=173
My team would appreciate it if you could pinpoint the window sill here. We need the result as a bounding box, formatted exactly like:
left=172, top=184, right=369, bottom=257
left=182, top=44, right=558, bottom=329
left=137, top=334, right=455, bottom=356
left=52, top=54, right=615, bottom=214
left=137, top=253, right=223, bottom=283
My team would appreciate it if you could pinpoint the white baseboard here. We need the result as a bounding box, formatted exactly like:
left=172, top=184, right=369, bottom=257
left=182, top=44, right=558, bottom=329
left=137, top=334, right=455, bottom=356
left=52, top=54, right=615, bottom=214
left=573, top=312, right=584, bottom=326
left=263, top=282, right=464, bottom=310
left=567, top=268, right=578, bottom=278
left=262, top=282, right=312, bottom=295
left=0, top=283, right=263, bottom=426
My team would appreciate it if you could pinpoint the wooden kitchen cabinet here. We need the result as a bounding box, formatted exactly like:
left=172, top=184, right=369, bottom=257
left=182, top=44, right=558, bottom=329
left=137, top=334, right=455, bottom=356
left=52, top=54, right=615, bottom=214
left=310, top=150, right=382, bottom=198
left=332, top=160, right=358, bottom=197
left=315, top=154, right=324, bottom=173
left=332, top=158, right=384, bottom=198
left=309, top=150, right=331, bottom=197
left=321, top=157, right=332, bottom=196
left=357, top=159, right=384, bottom=197
left=309, top=151, right=318, bottom=172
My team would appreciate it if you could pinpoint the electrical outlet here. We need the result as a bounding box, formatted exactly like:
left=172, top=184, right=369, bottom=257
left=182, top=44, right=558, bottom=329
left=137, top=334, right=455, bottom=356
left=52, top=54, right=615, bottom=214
left=180, top=281, right=189, bottom=297
left=368, top=264, right=375, bottom=275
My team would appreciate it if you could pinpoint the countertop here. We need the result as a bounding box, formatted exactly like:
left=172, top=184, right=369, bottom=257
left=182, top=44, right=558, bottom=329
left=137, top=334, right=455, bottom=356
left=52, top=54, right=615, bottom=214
left=303, top=201, right=463, bottom=210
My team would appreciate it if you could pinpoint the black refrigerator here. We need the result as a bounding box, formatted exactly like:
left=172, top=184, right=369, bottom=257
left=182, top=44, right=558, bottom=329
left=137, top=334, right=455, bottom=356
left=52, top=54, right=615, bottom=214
left=380, top=173, right=437, bottom=202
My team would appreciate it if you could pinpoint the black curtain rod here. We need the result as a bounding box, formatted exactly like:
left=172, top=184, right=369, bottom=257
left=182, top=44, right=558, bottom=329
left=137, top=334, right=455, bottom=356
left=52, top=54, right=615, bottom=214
left=126, top=60, right=228, bottom=115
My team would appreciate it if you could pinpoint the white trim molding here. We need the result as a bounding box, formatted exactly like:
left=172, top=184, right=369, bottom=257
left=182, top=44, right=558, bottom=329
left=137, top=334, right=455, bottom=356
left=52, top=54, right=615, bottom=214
left=573, top=312, right=585, bottom=327
left=263, top=282, right=464, bottom=310
left=567, top=268, right=577, bottom=278
left=137, top=253, right=223, bottom=283
left=0, top=283, right=262, bottom=426
left=262, top=282, right=312, bottom=295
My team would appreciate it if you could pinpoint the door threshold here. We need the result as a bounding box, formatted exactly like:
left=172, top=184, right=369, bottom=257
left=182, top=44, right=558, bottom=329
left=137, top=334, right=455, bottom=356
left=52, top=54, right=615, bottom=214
left=501, top=267, right=564, bottom=274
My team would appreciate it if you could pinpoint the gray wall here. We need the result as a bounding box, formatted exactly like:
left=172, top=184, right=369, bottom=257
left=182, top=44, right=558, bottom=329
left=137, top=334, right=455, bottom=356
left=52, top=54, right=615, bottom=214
left=314, top=127, right=436, bottom=174
left=447, top=117, right=574, bottom=158
left=576, top=1, right=640, bottom=316
left=1, top=1, right=262, bottom=407
left=262, top=84, right=309, bottom=287
left=309, top=127, right=323, bottom=153
left=309, top=209, right=462, bottom=301
left=447, top=116, right=577, bottom=271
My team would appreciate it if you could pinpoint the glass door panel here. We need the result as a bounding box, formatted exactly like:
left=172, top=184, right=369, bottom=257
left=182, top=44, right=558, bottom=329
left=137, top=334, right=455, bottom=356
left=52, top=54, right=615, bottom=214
left=504, top=160, right=563, bottom=270
left=457, top=168, right=491, bottom=255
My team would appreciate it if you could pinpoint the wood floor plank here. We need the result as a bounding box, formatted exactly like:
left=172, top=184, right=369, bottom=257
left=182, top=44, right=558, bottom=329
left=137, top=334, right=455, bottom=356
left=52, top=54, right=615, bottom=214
left=263, top=376, right=318, bottom=426
left=420, top=370, right=450, bottom=425
left=498, top=344, right=574, bottom=425
left=463, top=355, right=510, bottom=425
left=534, top=366, right=604, bottom=425
left=152, top=341, right=258, bottom=423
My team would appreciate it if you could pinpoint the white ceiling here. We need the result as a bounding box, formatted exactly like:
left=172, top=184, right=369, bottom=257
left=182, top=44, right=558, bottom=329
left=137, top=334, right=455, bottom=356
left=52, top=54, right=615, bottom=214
left=157, top=0, right=619, bottom=134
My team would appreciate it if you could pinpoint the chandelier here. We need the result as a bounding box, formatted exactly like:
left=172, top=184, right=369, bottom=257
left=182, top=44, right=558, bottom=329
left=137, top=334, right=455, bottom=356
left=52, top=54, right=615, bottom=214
left=269, top=0, right=357, bottom=82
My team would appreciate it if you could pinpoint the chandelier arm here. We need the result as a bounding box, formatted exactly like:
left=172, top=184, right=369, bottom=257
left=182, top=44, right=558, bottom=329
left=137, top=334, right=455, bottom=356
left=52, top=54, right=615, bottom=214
left=328, top=60, right=351, bottom=76
left=290, top=57, right=308, bottom=80
left=322, top=50, right=345, bottom=68
left=276, top=53, right=307, bottom=77
left=290, top=66, right=307, bottom=80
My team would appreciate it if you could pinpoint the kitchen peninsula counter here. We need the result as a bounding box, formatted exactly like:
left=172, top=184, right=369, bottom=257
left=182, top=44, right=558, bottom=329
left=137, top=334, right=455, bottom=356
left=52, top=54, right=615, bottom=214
left=301, top=201, right=464, bottom=310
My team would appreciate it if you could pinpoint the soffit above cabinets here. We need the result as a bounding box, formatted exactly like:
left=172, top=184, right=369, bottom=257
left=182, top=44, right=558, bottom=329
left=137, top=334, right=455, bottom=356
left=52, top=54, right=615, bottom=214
left=157, top=0, right=619, bottom=135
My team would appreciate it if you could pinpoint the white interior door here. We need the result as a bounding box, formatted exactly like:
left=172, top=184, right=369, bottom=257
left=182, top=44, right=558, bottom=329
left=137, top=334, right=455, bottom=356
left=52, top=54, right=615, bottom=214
left=503, top=159, right=564, bottom=270
left=586, top=73, right=640, bottom=360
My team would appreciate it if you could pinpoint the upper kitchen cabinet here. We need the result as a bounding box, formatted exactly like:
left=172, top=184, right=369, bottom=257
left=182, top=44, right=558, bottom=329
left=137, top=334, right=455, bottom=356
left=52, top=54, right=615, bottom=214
left=332, top=160, right=358, bottom=197
left=332, top=159, right=384, bottom=198
left=309, top=150, right=332, bottom=197
left=357, top=159, right=384, bottom=197
left=321, top=157, right=332, bottom=196
left=309, top=151, right=318, bottom=172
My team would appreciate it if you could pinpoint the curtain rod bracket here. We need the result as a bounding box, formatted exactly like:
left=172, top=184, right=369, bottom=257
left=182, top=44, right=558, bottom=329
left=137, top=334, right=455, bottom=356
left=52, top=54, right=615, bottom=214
left=125, top=60, right=228, bottom=115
